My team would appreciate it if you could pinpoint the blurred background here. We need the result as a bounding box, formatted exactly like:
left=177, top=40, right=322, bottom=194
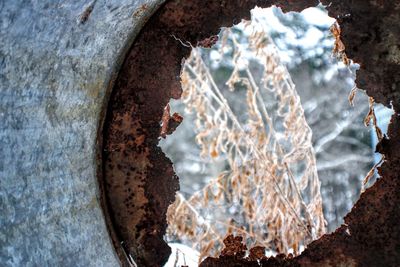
left=160, top=6, right=393, bottom=256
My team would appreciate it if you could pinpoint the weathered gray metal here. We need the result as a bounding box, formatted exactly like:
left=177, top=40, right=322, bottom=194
left=0, top=1, right=164, bottom=266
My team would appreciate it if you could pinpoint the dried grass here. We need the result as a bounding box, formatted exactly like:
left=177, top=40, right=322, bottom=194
left=166, top=19, right=326, bottom=262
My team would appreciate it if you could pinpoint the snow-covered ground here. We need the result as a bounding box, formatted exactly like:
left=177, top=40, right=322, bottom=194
left=164, top=243, right=200, bottom=267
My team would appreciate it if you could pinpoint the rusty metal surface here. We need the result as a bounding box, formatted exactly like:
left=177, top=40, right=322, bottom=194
left=103, top=1, right=280, bottom=265
left=0, top=0, right=166, bottom=266
left=102, top=0, right=400, bottom=266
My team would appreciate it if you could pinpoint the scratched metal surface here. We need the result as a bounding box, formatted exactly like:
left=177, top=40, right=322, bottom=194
left=0, top=1, right=165, bottom=266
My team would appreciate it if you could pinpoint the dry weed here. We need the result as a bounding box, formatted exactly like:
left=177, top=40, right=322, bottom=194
left=166, top=19, right=326, bottom=262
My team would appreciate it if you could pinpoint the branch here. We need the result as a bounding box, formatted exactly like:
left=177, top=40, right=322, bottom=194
left=317, top=154, right=371, bottom=171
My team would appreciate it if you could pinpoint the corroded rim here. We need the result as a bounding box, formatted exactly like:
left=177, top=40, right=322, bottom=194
left=100, top=1, right=400, bottom=266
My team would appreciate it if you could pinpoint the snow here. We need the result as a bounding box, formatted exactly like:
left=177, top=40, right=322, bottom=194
left=298, top=26, right=325, bottom=48
left=164, top=243, right=200, bottom=267
left=300, top=7, right=336, bottom=27
left=249, top=6, right=336, bottom=66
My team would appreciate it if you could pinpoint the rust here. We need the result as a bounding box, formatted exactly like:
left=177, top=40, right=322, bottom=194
left=79, top=1, right=96, bottom=24
left=102, top=1, right=281, bottom=265
left=101, top=0, right=400, bottom=266
left=221, top=235, right=248, bottom=259
left=197, top=35, right=219, bottom=48
left=202, top=0, right=400, bottom=266
left=249, top=246, right=267, bottom=261
left=132, top=4, right=149, bottom=19
left=160, top=104, right=183, bottom=139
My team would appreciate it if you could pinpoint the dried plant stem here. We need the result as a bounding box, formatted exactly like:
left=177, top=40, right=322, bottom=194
left=166, top=19, right=326, bottom=262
